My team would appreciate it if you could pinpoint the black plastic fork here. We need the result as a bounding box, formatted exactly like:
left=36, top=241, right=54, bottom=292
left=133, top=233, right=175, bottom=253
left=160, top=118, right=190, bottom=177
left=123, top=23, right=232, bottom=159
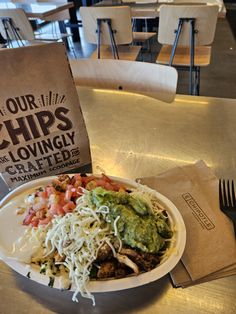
left=219, top=179, right=236, bottom=236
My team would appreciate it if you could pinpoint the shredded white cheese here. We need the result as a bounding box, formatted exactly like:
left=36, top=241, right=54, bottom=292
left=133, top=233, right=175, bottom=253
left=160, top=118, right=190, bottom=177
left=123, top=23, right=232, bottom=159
left=43, top=194, right=115, bottom=305
left=113, top=215, right=120, bottom=237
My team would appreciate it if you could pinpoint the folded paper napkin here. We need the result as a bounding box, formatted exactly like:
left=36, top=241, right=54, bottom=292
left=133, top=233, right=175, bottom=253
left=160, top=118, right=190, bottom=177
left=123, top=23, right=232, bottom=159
left=138, top=160, right=236, bottom=287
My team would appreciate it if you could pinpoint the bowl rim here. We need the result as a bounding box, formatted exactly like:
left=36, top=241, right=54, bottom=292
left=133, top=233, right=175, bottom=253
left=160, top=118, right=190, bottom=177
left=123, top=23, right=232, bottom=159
left=0, top=174, right=186, bottom=293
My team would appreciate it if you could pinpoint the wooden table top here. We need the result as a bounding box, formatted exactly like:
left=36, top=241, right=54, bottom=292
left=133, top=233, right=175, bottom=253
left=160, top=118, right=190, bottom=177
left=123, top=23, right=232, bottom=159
left=0, top=1, right=73, bottom=19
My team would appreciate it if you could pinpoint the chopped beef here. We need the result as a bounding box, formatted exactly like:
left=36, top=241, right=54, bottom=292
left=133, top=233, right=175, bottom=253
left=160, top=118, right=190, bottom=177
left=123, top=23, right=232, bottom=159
left=120, top=248, right=160, bottom=272
left=96, top=243, right=113, bottom=262
left=114, top=264, right=128, bottom=279
left=96, top=260, right=130, bottom=279
left=97, top=261, right=117, bottom=279
left=139, top=252, right=160, bottom=271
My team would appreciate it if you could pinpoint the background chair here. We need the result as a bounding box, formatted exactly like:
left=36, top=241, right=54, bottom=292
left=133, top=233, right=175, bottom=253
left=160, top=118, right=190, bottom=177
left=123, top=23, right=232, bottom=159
left=156, top=4, right=218, bottom=95
left=37, top=0, right=70, bottom=39
left=0, top=8, right=71, bottom=48
left=80, top=6, right=141, bottom=60
left=0, top=8, right=35, bottom=47
left=131, top=2, right=157, bottom=54
left=69, top=59, right=178, bottom=103
left=121, top=0, right=157, bottom=46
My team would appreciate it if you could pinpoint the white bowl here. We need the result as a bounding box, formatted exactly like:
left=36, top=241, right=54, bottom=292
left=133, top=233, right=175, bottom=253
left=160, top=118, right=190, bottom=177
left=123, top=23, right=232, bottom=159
left=0, top=175, right=186, bottom=293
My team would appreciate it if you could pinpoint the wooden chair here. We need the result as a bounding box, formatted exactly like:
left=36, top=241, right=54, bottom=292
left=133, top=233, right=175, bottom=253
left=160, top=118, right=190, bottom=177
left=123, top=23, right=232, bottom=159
left=132, top=24, right=156, bottom=49
left=156, top=4, right=218, bottom=95
left=121, top=0, right=157, bottom=46
left=79, top=6, right=141, bottom=60
left=69, top=58, right=178, bottom=103
left=131, top=11, right=157, bottom=51
left=0, top=8, right=71, bottom=48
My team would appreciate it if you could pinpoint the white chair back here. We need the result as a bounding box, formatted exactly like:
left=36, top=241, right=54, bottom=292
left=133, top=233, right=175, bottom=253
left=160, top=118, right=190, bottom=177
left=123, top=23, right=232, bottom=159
left=80, top=6, right=133, bottom=46
left=158, top=4, right=218, bottom=46
left=69, top=59, right=178, bottom=103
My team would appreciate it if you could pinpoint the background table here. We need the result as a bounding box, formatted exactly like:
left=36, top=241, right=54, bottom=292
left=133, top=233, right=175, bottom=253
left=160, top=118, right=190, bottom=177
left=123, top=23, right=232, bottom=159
left=0, top=0, right=81, bottom=41
left=0, top=1, right=74, bottom=19
left=95, top=0, right=226, bottom=19
left=0, top=87, right=236, bottom=313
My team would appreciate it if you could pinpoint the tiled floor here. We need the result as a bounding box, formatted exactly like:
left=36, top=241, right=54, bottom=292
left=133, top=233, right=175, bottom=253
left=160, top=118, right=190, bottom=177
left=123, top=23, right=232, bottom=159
left=67, top=4, right=236, bottom=99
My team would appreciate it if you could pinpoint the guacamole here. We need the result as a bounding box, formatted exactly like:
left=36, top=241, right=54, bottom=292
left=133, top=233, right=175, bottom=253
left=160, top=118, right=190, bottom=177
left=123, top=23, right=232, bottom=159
left=87, top=187, right=173, bottom=254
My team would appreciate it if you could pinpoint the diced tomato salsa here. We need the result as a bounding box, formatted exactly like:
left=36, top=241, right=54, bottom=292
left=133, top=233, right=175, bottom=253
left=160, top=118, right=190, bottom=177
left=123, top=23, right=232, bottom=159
left=22, top=174, right=126, bottom=228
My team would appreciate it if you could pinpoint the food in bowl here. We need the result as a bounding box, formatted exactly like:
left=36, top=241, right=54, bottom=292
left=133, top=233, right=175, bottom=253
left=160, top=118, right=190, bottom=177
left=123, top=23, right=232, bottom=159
left=4, top=174, right=179, bottom=305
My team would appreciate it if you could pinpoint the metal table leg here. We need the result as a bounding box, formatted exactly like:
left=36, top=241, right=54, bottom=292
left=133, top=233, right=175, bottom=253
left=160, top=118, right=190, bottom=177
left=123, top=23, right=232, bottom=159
left=58, top=21, right=69, bottom=49
left=68, top=0, right=81, bottom=42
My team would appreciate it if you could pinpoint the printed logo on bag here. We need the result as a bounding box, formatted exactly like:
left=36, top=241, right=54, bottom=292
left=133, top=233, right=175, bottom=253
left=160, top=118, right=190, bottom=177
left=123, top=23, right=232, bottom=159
left=182, top=193, right=215, bottom=230
left=0, top=92, right=82, bottom=184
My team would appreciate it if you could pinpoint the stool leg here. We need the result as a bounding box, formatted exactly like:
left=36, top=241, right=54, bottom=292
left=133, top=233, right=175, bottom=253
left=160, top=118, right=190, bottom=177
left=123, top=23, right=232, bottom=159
left=58, top=21, right=69, bottom=50
left=196, top=67, right=200, bottom=96
left=96, top=19, right=101, bottom=59
left=189, top=19, right=195, bottom=95
left=192, top=67, right=200, bottom=96
left=193, top=67, right=197, bottom=95
left=169, top=19, right=184, bottom=66
left=107, top=20, right=119, bottom=59
left=189, top=69, right=193, bottom=95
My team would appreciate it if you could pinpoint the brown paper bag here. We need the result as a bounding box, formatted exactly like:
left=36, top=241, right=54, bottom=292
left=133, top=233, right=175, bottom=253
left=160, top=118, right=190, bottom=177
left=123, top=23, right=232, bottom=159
left=138, top=161, right=236, bottom=282
left=0, top=43, right=91, bottom=189
left=171, top=259, right=236, bottom=287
